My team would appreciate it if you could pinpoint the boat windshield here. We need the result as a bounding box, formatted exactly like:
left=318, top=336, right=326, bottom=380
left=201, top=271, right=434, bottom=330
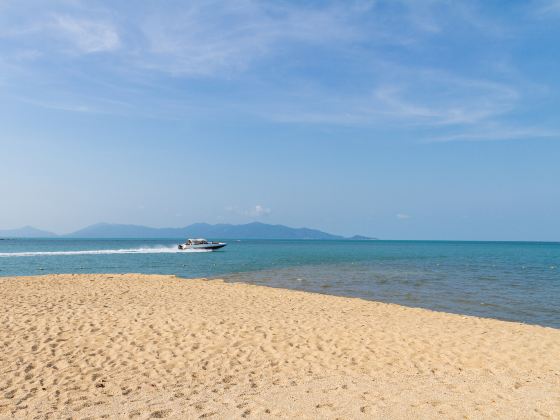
left=187, top=238, right=208, bottom=245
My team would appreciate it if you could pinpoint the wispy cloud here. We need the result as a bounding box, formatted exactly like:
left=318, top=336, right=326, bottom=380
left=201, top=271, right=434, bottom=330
left=265, top=67, right=519, bottom=128
left=426, top=126, right=560, bottom=143
left=50, top=15, right=120, bottom=53
left=11, top=94, right=136, bottom=115
left=396, top=213, right=411, bottom=220
left=372, top=73, right=519, bottom=126
left=135, top=1, right=360, bottom=76
left=0, top=10, right=119, bottom=55
left=534, top=0, right=560, bottom=15
left=0, top=0, right=557, bottom=143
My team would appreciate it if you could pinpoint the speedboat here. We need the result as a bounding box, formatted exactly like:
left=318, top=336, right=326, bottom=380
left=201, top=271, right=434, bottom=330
left=178, top=238, right=227, bottom=250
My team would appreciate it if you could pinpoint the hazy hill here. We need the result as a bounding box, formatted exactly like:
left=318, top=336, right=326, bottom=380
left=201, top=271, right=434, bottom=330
left=66, top=222, right=347, bottom=239
left=348, top=235, right=378, bottom=240
left=2, top=222, right=374, bottom=240
left=0, top=226, right=57, bottom=238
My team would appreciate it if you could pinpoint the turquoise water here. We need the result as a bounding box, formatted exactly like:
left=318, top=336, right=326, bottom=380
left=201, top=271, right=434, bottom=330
left=0, top=239, right=558, bottom=328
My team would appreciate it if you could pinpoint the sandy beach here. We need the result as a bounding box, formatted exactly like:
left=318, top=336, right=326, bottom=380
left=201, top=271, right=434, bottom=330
left=0, top=274, right=558, bottom=419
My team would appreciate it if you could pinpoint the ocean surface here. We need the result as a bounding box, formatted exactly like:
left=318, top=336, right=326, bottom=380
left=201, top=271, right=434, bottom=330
left=0, top=238, right=558, bottom=328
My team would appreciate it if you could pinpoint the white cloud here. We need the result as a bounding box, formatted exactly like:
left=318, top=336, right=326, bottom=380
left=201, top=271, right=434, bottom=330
left=51, top=15, right=120, bottom=53
left=249, top=204, right=272, bottom=217
left=396, top=213, right=411, bottom=220
left=226, top=204, right=272, bottom=218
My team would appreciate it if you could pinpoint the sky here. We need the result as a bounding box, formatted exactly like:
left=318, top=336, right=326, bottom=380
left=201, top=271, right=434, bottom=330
left=0, top=0, right=559, bottom=241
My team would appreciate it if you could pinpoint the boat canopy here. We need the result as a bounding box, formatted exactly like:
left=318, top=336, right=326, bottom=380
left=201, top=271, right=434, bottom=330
left=186, top=238, right=208, bottom=245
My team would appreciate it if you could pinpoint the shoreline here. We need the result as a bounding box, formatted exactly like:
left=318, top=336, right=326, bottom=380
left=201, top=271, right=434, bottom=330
left=2, top=270, right=556, bottom=330
left=211, top=275, right=559, bottom=331
left=1, top=273, right=559, bottom=418
left=3, top=271, right=558, bottom=331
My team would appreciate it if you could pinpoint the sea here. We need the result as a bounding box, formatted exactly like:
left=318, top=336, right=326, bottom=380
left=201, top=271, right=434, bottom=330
left=1, top=238, right=558, bottom=328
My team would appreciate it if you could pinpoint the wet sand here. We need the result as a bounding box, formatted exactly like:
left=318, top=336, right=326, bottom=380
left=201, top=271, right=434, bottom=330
left=0, top=274, right=559, bottom=419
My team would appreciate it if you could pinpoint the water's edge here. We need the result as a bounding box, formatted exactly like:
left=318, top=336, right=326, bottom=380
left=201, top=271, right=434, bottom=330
left=1, top=239, right=558, bottom=328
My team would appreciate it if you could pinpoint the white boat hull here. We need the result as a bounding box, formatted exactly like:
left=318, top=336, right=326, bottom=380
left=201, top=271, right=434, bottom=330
left=178, top=242, right=227, bottom=251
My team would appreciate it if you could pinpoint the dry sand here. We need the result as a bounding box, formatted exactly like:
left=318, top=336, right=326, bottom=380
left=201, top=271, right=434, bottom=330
left=0, top=274, right=559, bottom=419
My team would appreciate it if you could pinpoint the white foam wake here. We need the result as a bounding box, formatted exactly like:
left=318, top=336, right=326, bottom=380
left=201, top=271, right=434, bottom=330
left=0, top=246, right=211, bottom=257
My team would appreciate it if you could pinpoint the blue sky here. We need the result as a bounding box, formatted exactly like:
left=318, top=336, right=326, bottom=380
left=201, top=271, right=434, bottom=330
left=1, top=0, right=559, bottom=240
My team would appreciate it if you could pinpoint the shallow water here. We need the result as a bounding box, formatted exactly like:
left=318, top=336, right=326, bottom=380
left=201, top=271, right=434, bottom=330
left=0, top=238, right=558, bottom=328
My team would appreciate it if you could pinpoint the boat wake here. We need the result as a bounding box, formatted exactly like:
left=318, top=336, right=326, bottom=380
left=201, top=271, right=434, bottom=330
left=0, top=246, right=211, bottom=257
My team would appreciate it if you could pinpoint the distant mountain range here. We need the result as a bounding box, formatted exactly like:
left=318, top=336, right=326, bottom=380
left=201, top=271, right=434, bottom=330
left=0, top=226, right=58, bottom=238
left=0, top=222, right=377, bottom=240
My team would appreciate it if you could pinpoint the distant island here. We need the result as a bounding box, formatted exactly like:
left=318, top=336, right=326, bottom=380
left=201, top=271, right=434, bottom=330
left=347, top=235, right=377, bottom=241
left=0, top=226, right=58, bottom=238
left=0, top=222, right=377, bottom=240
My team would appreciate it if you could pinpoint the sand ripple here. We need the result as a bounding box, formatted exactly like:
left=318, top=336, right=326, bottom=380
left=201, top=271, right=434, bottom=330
left=0, top=274, right=559, bottom=419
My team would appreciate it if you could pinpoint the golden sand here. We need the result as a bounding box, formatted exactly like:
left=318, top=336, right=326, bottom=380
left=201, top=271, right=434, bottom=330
left=0, top=274, right=559, bottom=419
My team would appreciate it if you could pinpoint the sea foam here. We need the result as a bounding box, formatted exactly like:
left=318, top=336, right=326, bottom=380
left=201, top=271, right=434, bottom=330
left=0, top=246, right=210, bottom=257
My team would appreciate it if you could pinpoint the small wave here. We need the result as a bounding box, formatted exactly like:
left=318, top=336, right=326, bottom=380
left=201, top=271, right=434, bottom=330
left=0, top=247, right=211, bottom=257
